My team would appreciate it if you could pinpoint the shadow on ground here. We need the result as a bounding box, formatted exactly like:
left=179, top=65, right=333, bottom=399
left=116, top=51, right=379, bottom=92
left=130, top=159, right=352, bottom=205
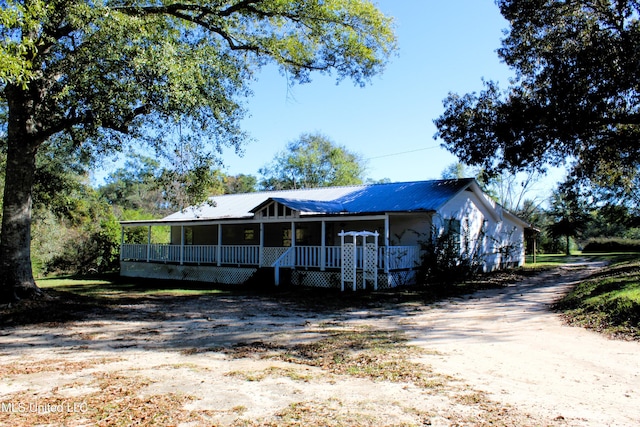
left=0, top=267, right=561, bottom=355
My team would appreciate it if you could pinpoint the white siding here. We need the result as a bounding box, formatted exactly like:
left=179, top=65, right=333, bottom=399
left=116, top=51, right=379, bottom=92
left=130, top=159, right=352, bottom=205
left=436, top=190, right=525, bottom=271
left=388, top=213, right=433, bottom=246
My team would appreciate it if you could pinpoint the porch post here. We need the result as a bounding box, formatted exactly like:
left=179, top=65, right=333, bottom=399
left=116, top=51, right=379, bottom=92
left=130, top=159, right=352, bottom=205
left=180, top=225, right=185, bottom=265
left=320, top=221, right=326, bottom=271
left=120, top=227, right=125, bottom=261
left=351, top=235, right=357, bottom=291
left=259, top=222, right=264, bottom=267
left=340, top=231, right=345, bottom=291
left=146, top=226, right=151, bottom=263
left=384, top=214, right=390, bottom=273
left=291, top=221, right=296, bottom=266
left=217, top=224, right=222, bottom=266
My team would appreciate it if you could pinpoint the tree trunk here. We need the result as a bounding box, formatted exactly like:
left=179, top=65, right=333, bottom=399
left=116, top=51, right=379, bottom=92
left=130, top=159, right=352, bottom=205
left=565, top=235, right=571, bottom=256
left=0, top=86, right=42, bottom=303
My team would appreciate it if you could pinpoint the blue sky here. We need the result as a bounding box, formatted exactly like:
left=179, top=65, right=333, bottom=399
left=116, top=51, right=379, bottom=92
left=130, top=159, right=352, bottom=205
left=95, top=0, right=565, bottom=200
left=219, top=0, right=566, bottom=198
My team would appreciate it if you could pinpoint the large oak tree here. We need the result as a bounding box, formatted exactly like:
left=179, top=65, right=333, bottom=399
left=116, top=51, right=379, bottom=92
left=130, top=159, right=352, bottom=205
left=0, top=0, right=396, bottom=301
left=435, top=0, right=640, bottom=192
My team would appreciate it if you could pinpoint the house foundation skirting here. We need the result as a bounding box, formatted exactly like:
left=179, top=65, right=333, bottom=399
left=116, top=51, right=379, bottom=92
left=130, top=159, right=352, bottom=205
left=120, top=261, right=257, bottom=285
left=290, top=269, right=417, bottom=290
left=120, top=261, right=419, bottom=289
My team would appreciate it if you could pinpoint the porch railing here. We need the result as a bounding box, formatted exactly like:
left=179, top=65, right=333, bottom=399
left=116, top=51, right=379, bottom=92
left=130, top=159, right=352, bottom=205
left=121, top=244, right=260, bottom=266
left=291, top=246, right=421, bottom=270
left=121, top=244, right=421, bottom=270
left=272, top=247, right=296, bottom=286
left=381, top=245, right=422, bottom=270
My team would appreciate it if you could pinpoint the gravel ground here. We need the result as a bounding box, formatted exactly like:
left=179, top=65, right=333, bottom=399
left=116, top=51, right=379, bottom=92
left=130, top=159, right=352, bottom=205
left=0, top=260, right=638, bottom=426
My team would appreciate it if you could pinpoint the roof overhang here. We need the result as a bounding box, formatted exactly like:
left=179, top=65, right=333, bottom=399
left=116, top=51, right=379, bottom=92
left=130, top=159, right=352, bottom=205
left=119, top=213, right=394, bottom=227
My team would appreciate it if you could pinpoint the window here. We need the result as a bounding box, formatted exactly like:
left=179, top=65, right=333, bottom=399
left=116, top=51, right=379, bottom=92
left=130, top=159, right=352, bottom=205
left=444, top=218, right=461, bottom=250
left=282, top=228, right=292, bottom=247
left=296, top=227, right=309, bottom=245
left=282, top=227, right=308, bottom=246
left=184, top=227, right=193, bottom=245
left=445, top=218, right=461, bottom=234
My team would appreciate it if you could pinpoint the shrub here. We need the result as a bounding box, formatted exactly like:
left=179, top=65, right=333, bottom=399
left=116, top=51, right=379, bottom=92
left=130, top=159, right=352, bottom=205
left=582, top=238, right=640, bottom=253
left=44, top=227, right=120, bottom=275
left=417, top=219, right=484, bottom=287
left=43, top=210, right=121, bottom=275
left=554, top=258, right=640, bottom=337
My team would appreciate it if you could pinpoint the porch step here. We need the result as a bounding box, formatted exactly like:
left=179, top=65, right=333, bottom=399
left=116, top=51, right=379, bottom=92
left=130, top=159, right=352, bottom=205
left=244, top=267, right=291, bottom=289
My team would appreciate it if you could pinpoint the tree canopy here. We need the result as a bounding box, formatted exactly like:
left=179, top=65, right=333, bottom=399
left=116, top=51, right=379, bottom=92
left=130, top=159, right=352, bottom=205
left=440, top=162, right=542, bottom=216
left=547, top=181, right=590, bottom=255
left=259, top=132, right=367, bottom=190
left=0, top=0, right=397, bottom=301
left=98, top=154, right=172, bottom=216
left=434, top=0, right=640, bottom=194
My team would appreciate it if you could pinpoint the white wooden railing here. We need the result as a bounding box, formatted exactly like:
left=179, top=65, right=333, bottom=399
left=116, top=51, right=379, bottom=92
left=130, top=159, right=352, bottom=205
left=183, top=245, right=218, bottom=264
left=381, top=245, right=422, bottom=270
left=272, top=247, right=296, bottom=286
left=220, top=245, right=260, bottom=266
left=122, top=244, right=147, bottom=261
left=121, top=244, right=260, bottom=266
left=149, top=244, right=181, bottom=263
left=121, top=244, right=421, bottom=270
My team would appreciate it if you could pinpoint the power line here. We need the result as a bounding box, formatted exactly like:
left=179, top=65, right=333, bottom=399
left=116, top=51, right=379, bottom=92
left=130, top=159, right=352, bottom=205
left=366, top=145, right=441, bottom=160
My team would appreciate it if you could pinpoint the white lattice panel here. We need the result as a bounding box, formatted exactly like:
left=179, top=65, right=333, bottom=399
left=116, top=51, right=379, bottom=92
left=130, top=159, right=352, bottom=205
left=341, top=243, right=356, bottom=282
left=364, top=243, right=377, bottom=273
left=289, top=271, right=414, bottom=290
left=120, top=262, right=255, bottom=285
left=291, top=270, right=341, bottom=288
left=262, top=247, right=288, bottom=266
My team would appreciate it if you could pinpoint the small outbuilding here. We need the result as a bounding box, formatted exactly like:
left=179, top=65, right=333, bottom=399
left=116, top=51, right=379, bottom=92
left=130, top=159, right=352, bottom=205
left=119, top=178, right=529, bottom=289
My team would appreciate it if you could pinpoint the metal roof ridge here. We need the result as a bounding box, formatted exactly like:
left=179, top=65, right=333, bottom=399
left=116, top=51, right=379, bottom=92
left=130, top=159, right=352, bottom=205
left=204, top=178, right=477, bottom=200
left=206, top=182, right=370, bottom=200
left=209, top=178, right=475, bottom=197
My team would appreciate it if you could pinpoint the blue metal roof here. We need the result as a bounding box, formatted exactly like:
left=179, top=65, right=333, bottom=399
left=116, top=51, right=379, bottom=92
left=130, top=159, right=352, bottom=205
left=334, top=179, right=474, bottom=214
left=266, top=198, right=347, bottom=213
left=161, top=178, right=475, bottom=221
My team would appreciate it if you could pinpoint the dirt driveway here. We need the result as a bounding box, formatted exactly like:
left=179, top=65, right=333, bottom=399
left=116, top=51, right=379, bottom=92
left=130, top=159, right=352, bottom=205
left=1, top=261, right=638, bottom=426
left=403, top=260, right=640, bottom=426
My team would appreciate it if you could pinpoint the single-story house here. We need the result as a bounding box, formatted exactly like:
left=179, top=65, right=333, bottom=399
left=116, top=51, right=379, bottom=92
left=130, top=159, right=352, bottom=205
left=119, top=178, right=530, bottom=290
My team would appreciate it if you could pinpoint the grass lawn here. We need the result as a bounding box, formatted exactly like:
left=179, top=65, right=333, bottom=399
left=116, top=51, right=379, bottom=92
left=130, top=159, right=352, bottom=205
left=553, top=253, right=640, bottom=340
left=0, top=276, right=230, bottom=326
left=525, top=253, right=582, bottom=266
left=37, top=274, right=229, bottom=298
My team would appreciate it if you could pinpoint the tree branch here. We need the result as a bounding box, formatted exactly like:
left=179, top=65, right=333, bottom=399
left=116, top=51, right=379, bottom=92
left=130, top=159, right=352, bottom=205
left=113, top=3, right=264, bottom=53
left=110, top=2, right=335, bottom=69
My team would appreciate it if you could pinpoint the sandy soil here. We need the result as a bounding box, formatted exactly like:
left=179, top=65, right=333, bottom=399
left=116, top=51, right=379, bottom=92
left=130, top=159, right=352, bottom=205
left=0, top=260, right=638, bottom=426
left=403, top=261, right=640, bottom=426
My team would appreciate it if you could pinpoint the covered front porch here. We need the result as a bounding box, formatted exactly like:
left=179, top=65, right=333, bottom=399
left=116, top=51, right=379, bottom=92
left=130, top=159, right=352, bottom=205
left=120, top=242, right=419, bottom=271
left=119, top=214, right=427, bottom=289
